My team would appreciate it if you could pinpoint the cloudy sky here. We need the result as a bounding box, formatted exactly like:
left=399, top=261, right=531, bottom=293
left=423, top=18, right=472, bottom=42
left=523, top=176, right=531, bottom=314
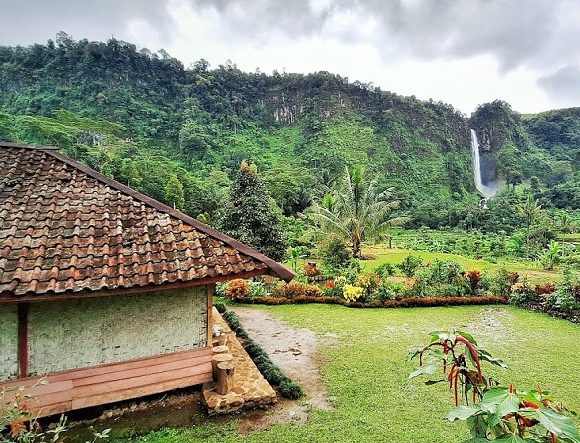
left=2, top=0, right=579, bottom=114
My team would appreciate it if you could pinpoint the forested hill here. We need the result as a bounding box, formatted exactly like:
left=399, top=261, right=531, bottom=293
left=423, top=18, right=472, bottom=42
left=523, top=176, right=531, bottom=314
left=0, top=35, right=578, bottom=228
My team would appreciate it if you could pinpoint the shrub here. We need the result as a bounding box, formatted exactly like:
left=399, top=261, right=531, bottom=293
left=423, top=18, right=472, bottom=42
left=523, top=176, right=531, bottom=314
left=225, top=278, right=250, bottom=301
left=465, top=270, right=482, bottom=295
left=248, top=280, right=268, bottom=298
left=341, top=259, right=362, bottom=284
left=214, top=302, right=227, bottom=314
left=488, top=268, right=519, bottom=296
left=355, top=272, right=381, bottom=300
left=342, top=284, right=365, bottom=302
left=377, top=280, right=404, bottom=302
left=271, top=281, right=321, bottom=299
left=534, top=282, right=556, bottom=296
left=318, top=237, right=351, bottom=270
left=303, top=262, right=321, bottom=277
left=547, top=267, right=580, bottom=311
left=277, top=379, right=304, bottom=400
left=509, top=280, right=539, bottom=306
left=221, top=311, right=249, bottom=339
left=374, top=262, right=395, bottom=277
left=397, top=255, right=423, bottom=277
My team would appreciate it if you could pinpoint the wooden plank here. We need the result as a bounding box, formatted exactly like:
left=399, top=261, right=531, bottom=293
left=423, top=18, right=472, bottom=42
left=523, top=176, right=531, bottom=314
left=72, top=362, right=211, bottom=399
left=2, top=380, right=73, bottom=402
left=35, top=401, right=72, bottom=419
left=71, top=372, right=212, bottom=411
left=48, top=347, right=211, bottom=382
left=73, top=355, right=210, bottom=387
left=24, top=390, right=72, bottom=408
left=0, top=348, right=213, bottom=419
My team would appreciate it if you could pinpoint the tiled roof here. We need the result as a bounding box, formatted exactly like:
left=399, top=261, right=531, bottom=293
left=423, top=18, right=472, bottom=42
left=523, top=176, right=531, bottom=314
left=0, top=142, right=294, bottom=298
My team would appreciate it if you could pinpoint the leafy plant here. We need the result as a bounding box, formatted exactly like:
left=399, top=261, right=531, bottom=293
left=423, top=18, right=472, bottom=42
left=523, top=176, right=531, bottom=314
left=1, top=381, right=111, bottom=443
left=342, top=284, right=365, bottom=302
left=318, top=237, right=352, bottom=270
left=510, top=280, right=540, bottom=306
left=377, top=280, right=404, bottom=301
left=542, top=241, right=562, bottom=271
left=398, top=255, right=424, bottom=277
left=409, top=330, right=579, bottom=442
left=224, top=278, right=250, bottom=301
left=466, top=270, right=483, bottom=296
left=375, top=262, right=396, bottom=277
left=409, top=330, right=506, bottom=407
left=309, top=165, right=409, bottom=258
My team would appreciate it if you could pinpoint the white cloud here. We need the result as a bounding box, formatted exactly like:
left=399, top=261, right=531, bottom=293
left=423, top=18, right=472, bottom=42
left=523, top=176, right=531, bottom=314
left=1, top=0, right=578, bottom=114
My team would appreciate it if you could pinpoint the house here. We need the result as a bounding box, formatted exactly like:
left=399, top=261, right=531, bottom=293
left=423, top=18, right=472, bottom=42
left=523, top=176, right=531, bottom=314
left=0, top=142, right=294, bottom=417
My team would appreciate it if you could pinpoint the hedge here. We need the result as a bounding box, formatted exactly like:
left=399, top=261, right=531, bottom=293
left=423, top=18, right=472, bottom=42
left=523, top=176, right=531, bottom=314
left=237, top=295, right=508, bottom=308
left=220, top=309, right=304, bottom=400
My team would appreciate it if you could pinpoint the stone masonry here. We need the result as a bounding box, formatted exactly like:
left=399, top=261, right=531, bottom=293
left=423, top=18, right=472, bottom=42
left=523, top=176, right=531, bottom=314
left=202, top=308, right=277, bottom=414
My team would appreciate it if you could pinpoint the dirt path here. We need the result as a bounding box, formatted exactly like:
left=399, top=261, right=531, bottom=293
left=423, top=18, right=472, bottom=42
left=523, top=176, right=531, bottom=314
left=231, top=306, right=334, bottom=431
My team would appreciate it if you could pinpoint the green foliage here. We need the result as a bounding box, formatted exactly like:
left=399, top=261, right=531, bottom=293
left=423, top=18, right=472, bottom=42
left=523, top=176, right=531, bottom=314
left=310, top=165, right=409, bottom=257
left=317, top=237, right=352, bottom=270
left=217, top=161, right=286, bottom=261
left=398, top=255, right=424, bottom=277
left=410, top=330, right=579, bottom=442
left=221, top=311, right=303, bottom=400
left=164, top=174, right=185, bottom=209
left=374, top=262, right=396, bottom=277
left=214, top=302, right=227, bottom=314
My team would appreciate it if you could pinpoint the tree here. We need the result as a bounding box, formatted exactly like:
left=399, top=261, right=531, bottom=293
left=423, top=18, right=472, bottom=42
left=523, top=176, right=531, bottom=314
left=310, top=165, right=409, bottom=258
left=164, top=174, right=185, bottom=209
left=217, top=161, right=286, bottom=261
left=516, top=194, right=543, bottom=255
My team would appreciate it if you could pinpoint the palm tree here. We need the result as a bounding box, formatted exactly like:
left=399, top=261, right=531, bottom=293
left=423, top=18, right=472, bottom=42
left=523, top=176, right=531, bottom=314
left=516, top=195, right=543, bottom=256
left=310, top=166, right=409, bottom=258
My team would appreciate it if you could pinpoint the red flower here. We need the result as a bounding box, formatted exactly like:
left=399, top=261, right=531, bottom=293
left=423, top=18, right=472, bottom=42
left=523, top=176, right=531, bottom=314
left=325, top=281, right=336, bottom=289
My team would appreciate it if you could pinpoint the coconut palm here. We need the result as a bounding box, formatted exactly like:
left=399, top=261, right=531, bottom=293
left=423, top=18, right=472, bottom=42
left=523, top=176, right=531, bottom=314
left=516, top=194, right=543, bottom=255
left=310, top=165, right=409, bottom=258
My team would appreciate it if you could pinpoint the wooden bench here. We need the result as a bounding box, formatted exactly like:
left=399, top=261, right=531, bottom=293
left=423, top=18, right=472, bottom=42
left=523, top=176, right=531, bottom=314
left=1, top=347, right=213, bottom=418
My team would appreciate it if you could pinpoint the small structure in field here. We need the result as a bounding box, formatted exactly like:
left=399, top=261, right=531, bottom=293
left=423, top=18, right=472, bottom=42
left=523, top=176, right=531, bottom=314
left=0, top=142, right=294, bottom=417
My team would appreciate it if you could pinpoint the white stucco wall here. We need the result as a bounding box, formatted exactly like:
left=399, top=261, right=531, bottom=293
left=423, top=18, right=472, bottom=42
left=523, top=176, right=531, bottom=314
left=28, top=286, right=208, bottom=376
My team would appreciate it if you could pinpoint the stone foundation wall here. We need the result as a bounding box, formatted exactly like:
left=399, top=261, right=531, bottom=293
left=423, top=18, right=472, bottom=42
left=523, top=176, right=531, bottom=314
left=28, top=286, right=208, bottom=376
left=0, top=305, right=18, bottom=380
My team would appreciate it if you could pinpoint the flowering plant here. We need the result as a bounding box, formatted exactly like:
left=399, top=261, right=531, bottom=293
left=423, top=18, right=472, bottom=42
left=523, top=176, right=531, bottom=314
left=342, top=284, right=365, bottom=302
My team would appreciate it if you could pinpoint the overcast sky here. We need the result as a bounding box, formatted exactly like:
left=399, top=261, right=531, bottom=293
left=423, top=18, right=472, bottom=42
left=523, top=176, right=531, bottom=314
left=2, top=0, right=579, bottom=114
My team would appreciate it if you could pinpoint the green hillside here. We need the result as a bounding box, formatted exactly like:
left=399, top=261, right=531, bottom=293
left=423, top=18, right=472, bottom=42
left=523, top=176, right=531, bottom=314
left=0, top=35, right=578, bottom=229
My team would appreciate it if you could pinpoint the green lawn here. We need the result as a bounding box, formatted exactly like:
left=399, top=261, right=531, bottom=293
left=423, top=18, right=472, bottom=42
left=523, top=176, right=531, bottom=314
left=361, top=246, right=560, bottom=283
left=114, top=305, right=580, bottom=443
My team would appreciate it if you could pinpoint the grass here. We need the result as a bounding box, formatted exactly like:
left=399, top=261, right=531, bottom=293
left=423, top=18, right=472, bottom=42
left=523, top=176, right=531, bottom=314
left=113, top=305, right=580, bottom=443
left=361, top=245, right=561, bottom=283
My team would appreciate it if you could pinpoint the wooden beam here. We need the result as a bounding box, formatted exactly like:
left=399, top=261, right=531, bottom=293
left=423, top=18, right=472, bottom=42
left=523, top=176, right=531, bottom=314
left=17, top=303, right=29, bottom=378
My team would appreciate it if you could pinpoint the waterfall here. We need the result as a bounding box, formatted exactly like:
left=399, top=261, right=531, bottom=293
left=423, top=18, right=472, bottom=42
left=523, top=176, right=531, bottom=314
left=470, top=129, right=498, bottom=199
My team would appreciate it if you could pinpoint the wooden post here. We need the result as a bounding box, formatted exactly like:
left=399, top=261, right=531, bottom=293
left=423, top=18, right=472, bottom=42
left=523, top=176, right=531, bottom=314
left=211, top=353, right=233, bottom=380
left=17, top=303, right=29, bottom=378
left=206, top=284, right=215, bottom=347
left=216, top=361, right=235, bottom=395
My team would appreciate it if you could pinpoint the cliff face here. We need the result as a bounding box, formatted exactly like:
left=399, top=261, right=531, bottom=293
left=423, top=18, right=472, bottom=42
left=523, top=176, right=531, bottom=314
left=0, top=37, right=576, bottom=216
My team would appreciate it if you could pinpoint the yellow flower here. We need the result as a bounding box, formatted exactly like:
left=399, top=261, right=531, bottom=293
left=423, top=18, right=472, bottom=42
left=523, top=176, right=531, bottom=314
left=343, top=284, right=364, bottom=302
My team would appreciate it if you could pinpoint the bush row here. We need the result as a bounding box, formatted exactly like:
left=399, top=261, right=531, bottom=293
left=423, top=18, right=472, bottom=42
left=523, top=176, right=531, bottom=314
left=238, top=294, right=508, bottom=308
left=220, top=310, right=304, bottom=400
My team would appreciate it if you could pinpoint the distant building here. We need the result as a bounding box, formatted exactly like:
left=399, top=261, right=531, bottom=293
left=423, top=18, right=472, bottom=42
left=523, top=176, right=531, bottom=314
left=0, top=142, right=294, bottom=417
